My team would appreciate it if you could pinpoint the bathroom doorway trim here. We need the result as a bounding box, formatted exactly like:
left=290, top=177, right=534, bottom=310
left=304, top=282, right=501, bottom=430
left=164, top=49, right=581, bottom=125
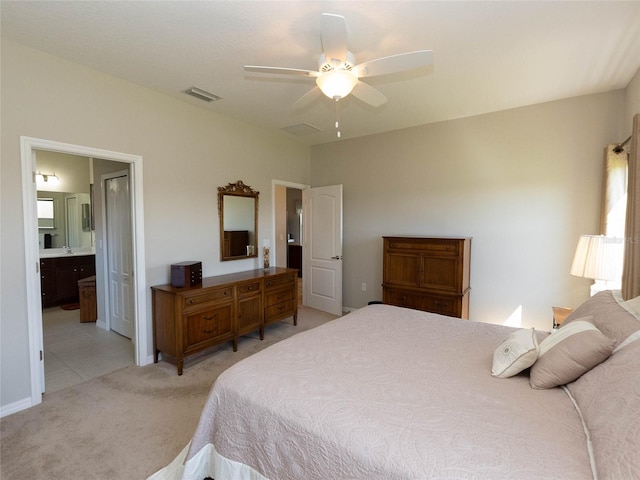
left=21, top=136, right=148, bottom=410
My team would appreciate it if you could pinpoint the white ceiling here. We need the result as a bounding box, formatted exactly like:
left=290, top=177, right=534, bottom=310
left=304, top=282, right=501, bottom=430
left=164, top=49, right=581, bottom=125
left=2, top=1, right=640, bottom=145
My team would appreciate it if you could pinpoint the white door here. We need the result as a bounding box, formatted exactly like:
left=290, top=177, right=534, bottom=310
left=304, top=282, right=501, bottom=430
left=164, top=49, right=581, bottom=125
left=303, top=185, right=343, bottom=316
left=65, top=194, right=79, bottom=247
left=105, top=173, right=134, bottom=338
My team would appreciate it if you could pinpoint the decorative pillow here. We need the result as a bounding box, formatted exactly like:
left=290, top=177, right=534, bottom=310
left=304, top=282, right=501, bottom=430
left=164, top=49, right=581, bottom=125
left=561, top=290, right=640, bottom=350
left=565, top=338, right=640, bottom=478
left=530, top=318, right=615, bottom=389
left=491, top=328, right=538, bottom=378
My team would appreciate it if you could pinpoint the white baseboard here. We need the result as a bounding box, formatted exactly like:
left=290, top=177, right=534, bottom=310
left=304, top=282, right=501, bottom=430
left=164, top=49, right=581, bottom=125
left=0, top=396, right=34, bottom=418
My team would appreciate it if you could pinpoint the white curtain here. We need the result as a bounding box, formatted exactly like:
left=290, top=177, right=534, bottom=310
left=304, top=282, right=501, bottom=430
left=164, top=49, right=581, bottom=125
left=601, top=145, right=628, bottom=236
left=622, top=113, right=640, bottom=300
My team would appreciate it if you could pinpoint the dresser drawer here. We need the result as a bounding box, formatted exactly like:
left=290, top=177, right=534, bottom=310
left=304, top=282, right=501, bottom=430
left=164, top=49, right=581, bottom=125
left=386, top=238, right=461, bottom=256
left=383, top=288, right=459, bottom=317
left=420, top=295, right=458, bottom=317
left=183, top=287, right=233, bottom=308
left=265, top=299, right=296, bottom=321
left=238, top=281, right=262, bottom=297
left=185, top=304, right=233, bottom=347
left=265, top=287, right=295, bottom=307
left=265, top=273, right=296, bottom=290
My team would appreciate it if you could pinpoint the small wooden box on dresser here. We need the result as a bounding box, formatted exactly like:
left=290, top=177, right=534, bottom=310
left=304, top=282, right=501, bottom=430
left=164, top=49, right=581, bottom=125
left=152, top=267, right=298, bottom=375
left=382, top=236, right=471, bottom=319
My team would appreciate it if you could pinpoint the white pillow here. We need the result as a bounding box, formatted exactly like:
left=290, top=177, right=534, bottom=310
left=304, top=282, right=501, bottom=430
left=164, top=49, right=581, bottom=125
left=491, top=328, right=539, bottom=378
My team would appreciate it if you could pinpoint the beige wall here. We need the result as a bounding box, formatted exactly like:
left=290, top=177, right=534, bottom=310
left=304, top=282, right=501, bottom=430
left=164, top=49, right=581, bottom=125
left=0, top=40, right=310, bottom=411
left=625, top=66, right=640, bottom=129
left=2, top=36, right=638, bottom=414
left=311, top=91, right=626, bottom=329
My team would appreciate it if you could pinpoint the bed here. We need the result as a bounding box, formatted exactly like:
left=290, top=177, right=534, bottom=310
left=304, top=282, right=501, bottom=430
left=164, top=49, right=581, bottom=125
left=149, top=290, right=640, bottom=480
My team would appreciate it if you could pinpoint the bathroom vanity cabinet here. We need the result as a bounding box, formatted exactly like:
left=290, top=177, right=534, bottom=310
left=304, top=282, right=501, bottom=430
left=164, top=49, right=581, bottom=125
left=40, top=255, right=96, bottom=307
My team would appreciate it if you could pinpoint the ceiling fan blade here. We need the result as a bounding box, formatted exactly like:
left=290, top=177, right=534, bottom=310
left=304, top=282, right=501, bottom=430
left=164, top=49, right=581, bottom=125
left=244, top=66, right=319, bottom=77
left=321, top=13, right=348, bottom=66
left=354, top=50, right=433, bottom=78
left=350, top=81, right=387, bottom=107
left=293, top=87, right=322, bottom=110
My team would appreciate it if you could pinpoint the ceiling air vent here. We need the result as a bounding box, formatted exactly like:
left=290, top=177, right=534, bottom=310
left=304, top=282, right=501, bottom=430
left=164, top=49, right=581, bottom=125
left=183, top=86, right=221, bottom=103
left=282, top=123, right=321, bottom=136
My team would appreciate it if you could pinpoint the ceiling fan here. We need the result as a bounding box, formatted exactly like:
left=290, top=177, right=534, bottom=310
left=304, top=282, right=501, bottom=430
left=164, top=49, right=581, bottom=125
left=244, top=13, right=432, bottom=136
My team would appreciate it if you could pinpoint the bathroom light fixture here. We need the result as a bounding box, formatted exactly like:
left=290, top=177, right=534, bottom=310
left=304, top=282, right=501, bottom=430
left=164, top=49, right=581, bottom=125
left=35, top=172, right=59, bottom=186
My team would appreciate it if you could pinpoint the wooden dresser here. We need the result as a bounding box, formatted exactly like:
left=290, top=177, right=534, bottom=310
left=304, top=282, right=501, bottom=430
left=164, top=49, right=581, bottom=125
left=382, top=237, right=471, bottom=319
left=152, top=267, right=298, bottom=374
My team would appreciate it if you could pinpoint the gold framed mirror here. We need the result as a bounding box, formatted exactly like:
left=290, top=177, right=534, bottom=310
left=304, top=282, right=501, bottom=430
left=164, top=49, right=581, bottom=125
left=218, top=180, right=259, bottom=261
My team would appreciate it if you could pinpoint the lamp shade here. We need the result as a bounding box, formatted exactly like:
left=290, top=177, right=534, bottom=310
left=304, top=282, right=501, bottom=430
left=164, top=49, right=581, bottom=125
left=316, top=70, right=358, bottom=99
left=570, top=235, right=623, bottom=281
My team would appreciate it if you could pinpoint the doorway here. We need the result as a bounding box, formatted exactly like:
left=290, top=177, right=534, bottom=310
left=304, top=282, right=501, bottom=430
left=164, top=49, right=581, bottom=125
left=273, top=181, right=307, bottom=304
left=21, top=137, right=147, bottom=409
left=36, top=153, right=135, bottom=392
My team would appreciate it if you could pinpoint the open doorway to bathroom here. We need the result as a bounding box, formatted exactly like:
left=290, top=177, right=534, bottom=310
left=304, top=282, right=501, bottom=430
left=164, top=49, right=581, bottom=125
left=274, top=181, right=307, bottom=306
left=35, top=150, right=134, bottom=393
left=22, top=136, right=147, bottom=410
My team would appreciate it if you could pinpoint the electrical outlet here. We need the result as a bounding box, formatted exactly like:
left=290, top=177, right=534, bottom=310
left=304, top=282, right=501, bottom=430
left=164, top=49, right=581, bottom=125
left=361, top=283, right=367, bottom=291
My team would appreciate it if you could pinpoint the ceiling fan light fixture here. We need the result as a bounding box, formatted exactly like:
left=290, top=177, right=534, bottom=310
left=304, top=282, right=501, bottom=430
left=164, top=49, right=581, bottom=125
left=316, top=70, right=358, bottom=100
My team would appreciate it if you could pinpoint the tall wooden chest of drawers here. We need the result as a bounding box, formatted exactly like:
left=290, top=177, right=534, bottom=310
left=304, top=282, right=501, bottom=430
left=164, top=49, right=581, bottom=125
left=382, top=237, right=471, bottom=319
left=152, top=267, right=298, bottom=374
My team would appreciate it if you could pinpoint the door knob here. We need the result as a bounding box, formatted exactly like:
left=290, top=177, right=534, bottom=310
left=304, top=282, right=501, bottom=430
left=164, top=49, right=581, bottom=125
left=331, top=255, right=343, bottom=260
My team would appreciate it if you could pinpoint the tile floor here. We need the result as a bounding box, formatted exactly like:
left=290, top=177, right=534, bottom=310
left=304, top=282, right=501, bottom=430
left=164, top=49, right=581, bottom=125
left=42, top=275, right=303, bottom=394
left=42, top=306, right=135, bottom=394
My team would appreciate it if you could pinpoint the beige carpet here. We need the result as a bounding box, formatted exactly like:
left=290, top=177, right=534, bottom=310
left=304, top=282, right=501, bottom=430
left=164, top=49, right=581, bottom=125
left=0, top=306, right=337, bottom=480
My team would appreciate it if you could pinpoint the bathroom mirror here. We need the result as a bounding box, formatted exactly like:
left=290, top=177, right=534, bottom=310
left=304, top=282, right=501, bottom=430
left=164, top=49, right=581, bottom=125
left=218, top=180, right=258, bottom=261
left=37, top=191, right=93, bottom=248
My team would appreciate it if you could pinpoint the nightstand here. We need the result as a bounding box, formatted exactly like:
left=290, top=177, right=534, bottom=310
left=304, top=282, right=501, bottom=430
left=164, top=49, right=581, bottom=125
left=552, top=306, right=572, bottom=330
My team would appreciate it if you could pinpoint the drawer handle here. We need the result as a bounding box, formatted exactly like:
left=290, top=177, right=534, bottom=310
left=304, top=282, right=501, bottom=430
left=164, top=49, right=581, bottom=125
left=203, top=315, right=216, bottom=321
left=203, top=329, right=215, bottom=334
left=188, top=298, right=195, bottom=305
left=276, top=305, right=285, bottom=311
left=266, top=281, right=273, bottom=287
left=276, top=294, right=285, bottom=300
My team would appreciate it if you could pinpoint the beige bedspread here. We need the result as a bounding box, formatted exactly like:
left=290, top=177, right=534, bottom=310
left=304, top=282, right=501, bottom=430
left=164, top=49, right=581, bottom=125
left=177, top=304, right=593, bottom=479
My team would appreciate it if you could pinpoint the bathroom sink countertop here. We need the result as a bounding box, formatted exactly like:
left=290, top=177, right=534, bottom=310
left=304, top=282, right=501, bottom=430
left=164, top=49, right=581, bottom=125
left=39, top=247, right=96, bottom=259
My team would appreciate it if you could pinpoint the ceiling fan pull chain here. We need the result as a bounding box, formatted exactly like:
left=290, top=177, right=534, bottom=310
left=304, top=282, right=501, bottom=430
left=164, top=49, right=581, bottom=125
left=335, top=97, right=341, bottom=138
